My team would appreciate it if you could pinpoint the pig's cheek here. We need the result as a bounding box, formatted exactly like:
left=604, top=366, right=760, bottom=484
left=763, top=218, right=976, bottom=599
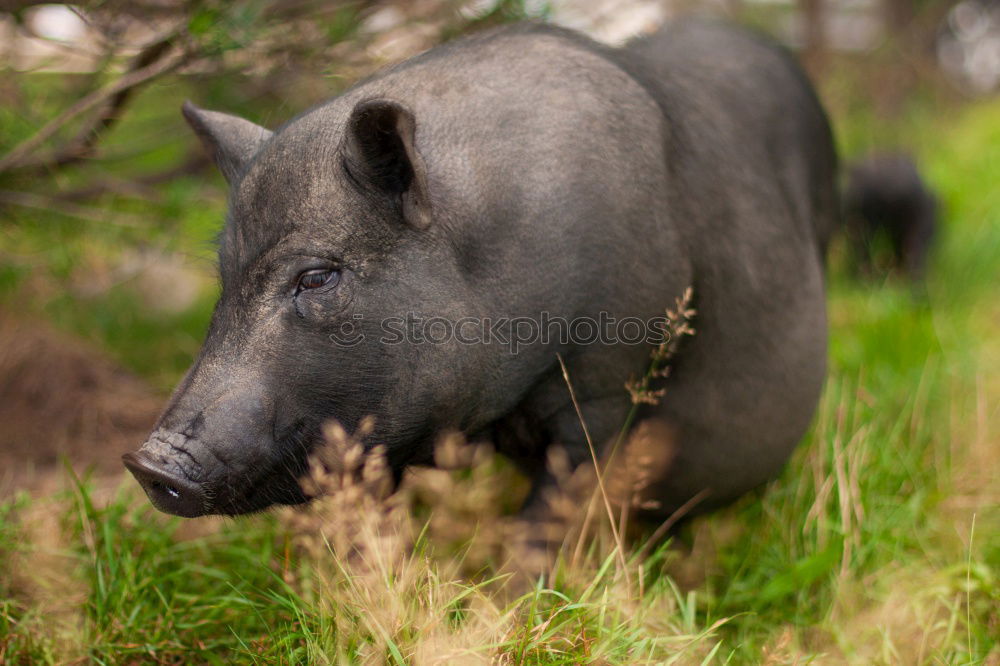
left=295, top=297, right=325, bottom=320
left=292, top=288, right=354, bottom=323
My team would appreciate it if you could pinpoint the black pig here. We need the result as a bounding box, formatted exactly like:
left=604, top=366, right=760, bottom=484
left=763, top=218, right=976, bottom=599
left=843, top=153, right=938, bottom=280
left=124, top=20, right=838, bottom=526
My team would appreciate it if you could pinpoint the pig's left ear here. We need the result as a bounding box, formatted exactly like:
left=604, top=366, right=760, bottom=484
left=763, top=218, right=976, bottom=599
left=343, top=99, right=431, bottom=229
left=181, top=101, right=272, bottom=185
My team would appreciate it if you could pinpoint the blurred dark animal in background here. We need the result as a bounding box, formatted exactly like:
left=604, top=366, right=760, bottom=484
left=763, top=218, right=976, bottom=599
left=843, top=153, right=939, bottom=281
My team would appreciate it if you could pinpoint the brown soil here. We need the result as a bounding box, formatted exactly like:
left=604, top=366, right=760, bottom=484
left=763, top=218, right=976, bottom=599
left=0, top=309, right=161, bottom=495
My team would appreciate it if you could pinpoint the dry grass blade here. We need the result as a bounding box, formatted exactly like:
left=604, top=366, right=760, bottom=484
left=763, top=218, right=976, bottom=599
left=556, top=352, right=632, bottom=590
left=570, top=288, right=696, bottom=568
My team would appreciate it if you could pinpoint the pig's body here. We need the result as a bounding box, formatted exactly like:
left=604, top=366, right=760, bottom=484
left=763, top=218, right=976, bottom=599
left=125, top=20, right=837, bottom=522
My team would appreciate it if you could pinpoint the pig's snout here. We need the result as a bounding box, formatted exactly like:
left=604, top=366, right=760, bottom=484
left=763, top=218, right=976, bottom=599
left=122, top=449, right=209, bottom=517
left=124, top=426, right=215, bottom=517
left=123, top=378, right=309, bottom=517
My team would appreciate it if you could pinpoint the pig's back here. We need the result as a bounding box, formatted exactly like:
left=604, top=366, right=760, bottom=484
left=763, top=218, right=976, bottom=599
left=331, top=23, right=690, bottom=325
left=625, top=19, right=839, bottom=254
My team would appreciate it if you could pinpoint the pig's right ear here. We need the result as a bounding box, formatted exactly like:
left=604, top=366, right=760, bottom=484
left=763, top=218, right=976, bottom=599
left=343, top=98, right=432, bottom=229
left=181, top=101, right=272, bottom=185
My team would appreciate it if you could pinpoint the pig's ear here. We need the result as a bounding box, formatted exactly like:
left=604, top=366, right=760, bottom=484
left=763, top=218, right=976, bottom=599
left=181, top=101, right=272, bottom=185
left=343, top=99, right=431, bottom=229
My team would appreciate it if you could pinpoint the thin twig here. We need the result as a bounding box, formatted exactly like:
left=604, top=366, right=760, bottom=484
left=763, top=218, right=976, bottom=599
left=45, top=31, right=181, bottom=171
left=0, top=189, right=146, bottom=228
left=55, top=152, right=209, bottom=202
left=0, top=38, right=188, bottom=174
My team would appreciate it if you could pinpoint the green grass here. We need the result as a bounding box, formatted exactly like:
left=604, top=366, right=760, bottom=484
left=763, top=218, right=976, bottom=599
left=1, top=88, right=998, bottom=666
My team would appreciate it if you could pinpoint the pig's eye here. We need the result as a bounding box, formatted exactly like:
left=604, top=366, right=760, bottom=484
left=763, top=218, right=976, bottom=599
left=295, top=269, right=340, bottom=294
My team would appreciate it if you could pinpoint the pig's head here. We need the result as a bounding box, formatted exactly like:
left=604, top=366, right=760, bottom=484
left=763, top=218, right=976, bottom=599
left=124, top=98, right=516, bottom=517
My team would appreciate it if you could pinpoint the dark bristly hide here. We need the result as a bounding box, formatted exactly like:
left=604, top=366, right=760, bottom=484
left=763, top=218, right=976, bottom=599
left=124, top=19, right=838, bottom=530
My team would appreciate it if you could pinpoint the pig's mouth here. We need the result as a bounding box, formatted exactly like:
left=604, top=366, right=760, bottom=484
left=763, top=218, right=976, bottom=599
left=123, top=422, right=315, bottom=518
left=210, top=467, right=311, bottom=516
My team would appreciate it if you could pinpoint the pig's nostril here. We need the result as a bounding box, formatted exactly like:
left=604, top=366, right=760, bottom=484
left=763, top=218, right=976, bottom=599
left=148, top=479, right=180, bottom=498
left=122, top=451, right=209, bottom=518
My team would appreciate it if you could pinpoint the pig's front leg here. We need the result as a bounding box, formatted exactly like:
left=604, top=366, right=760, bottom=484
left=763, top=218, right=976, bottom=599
left=505, top=394, right=633, bottom=576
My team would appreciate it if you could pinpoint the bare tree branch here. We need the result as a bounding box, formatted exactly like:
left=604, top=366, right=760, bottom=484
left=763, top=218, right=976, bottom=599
left=0, top=37, right=189, bottom=175
left=49, top=31, right=181, bottom=169
left=55, top=152, right=210, bottom=202
left=0, top=189, right=147, bottom=227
